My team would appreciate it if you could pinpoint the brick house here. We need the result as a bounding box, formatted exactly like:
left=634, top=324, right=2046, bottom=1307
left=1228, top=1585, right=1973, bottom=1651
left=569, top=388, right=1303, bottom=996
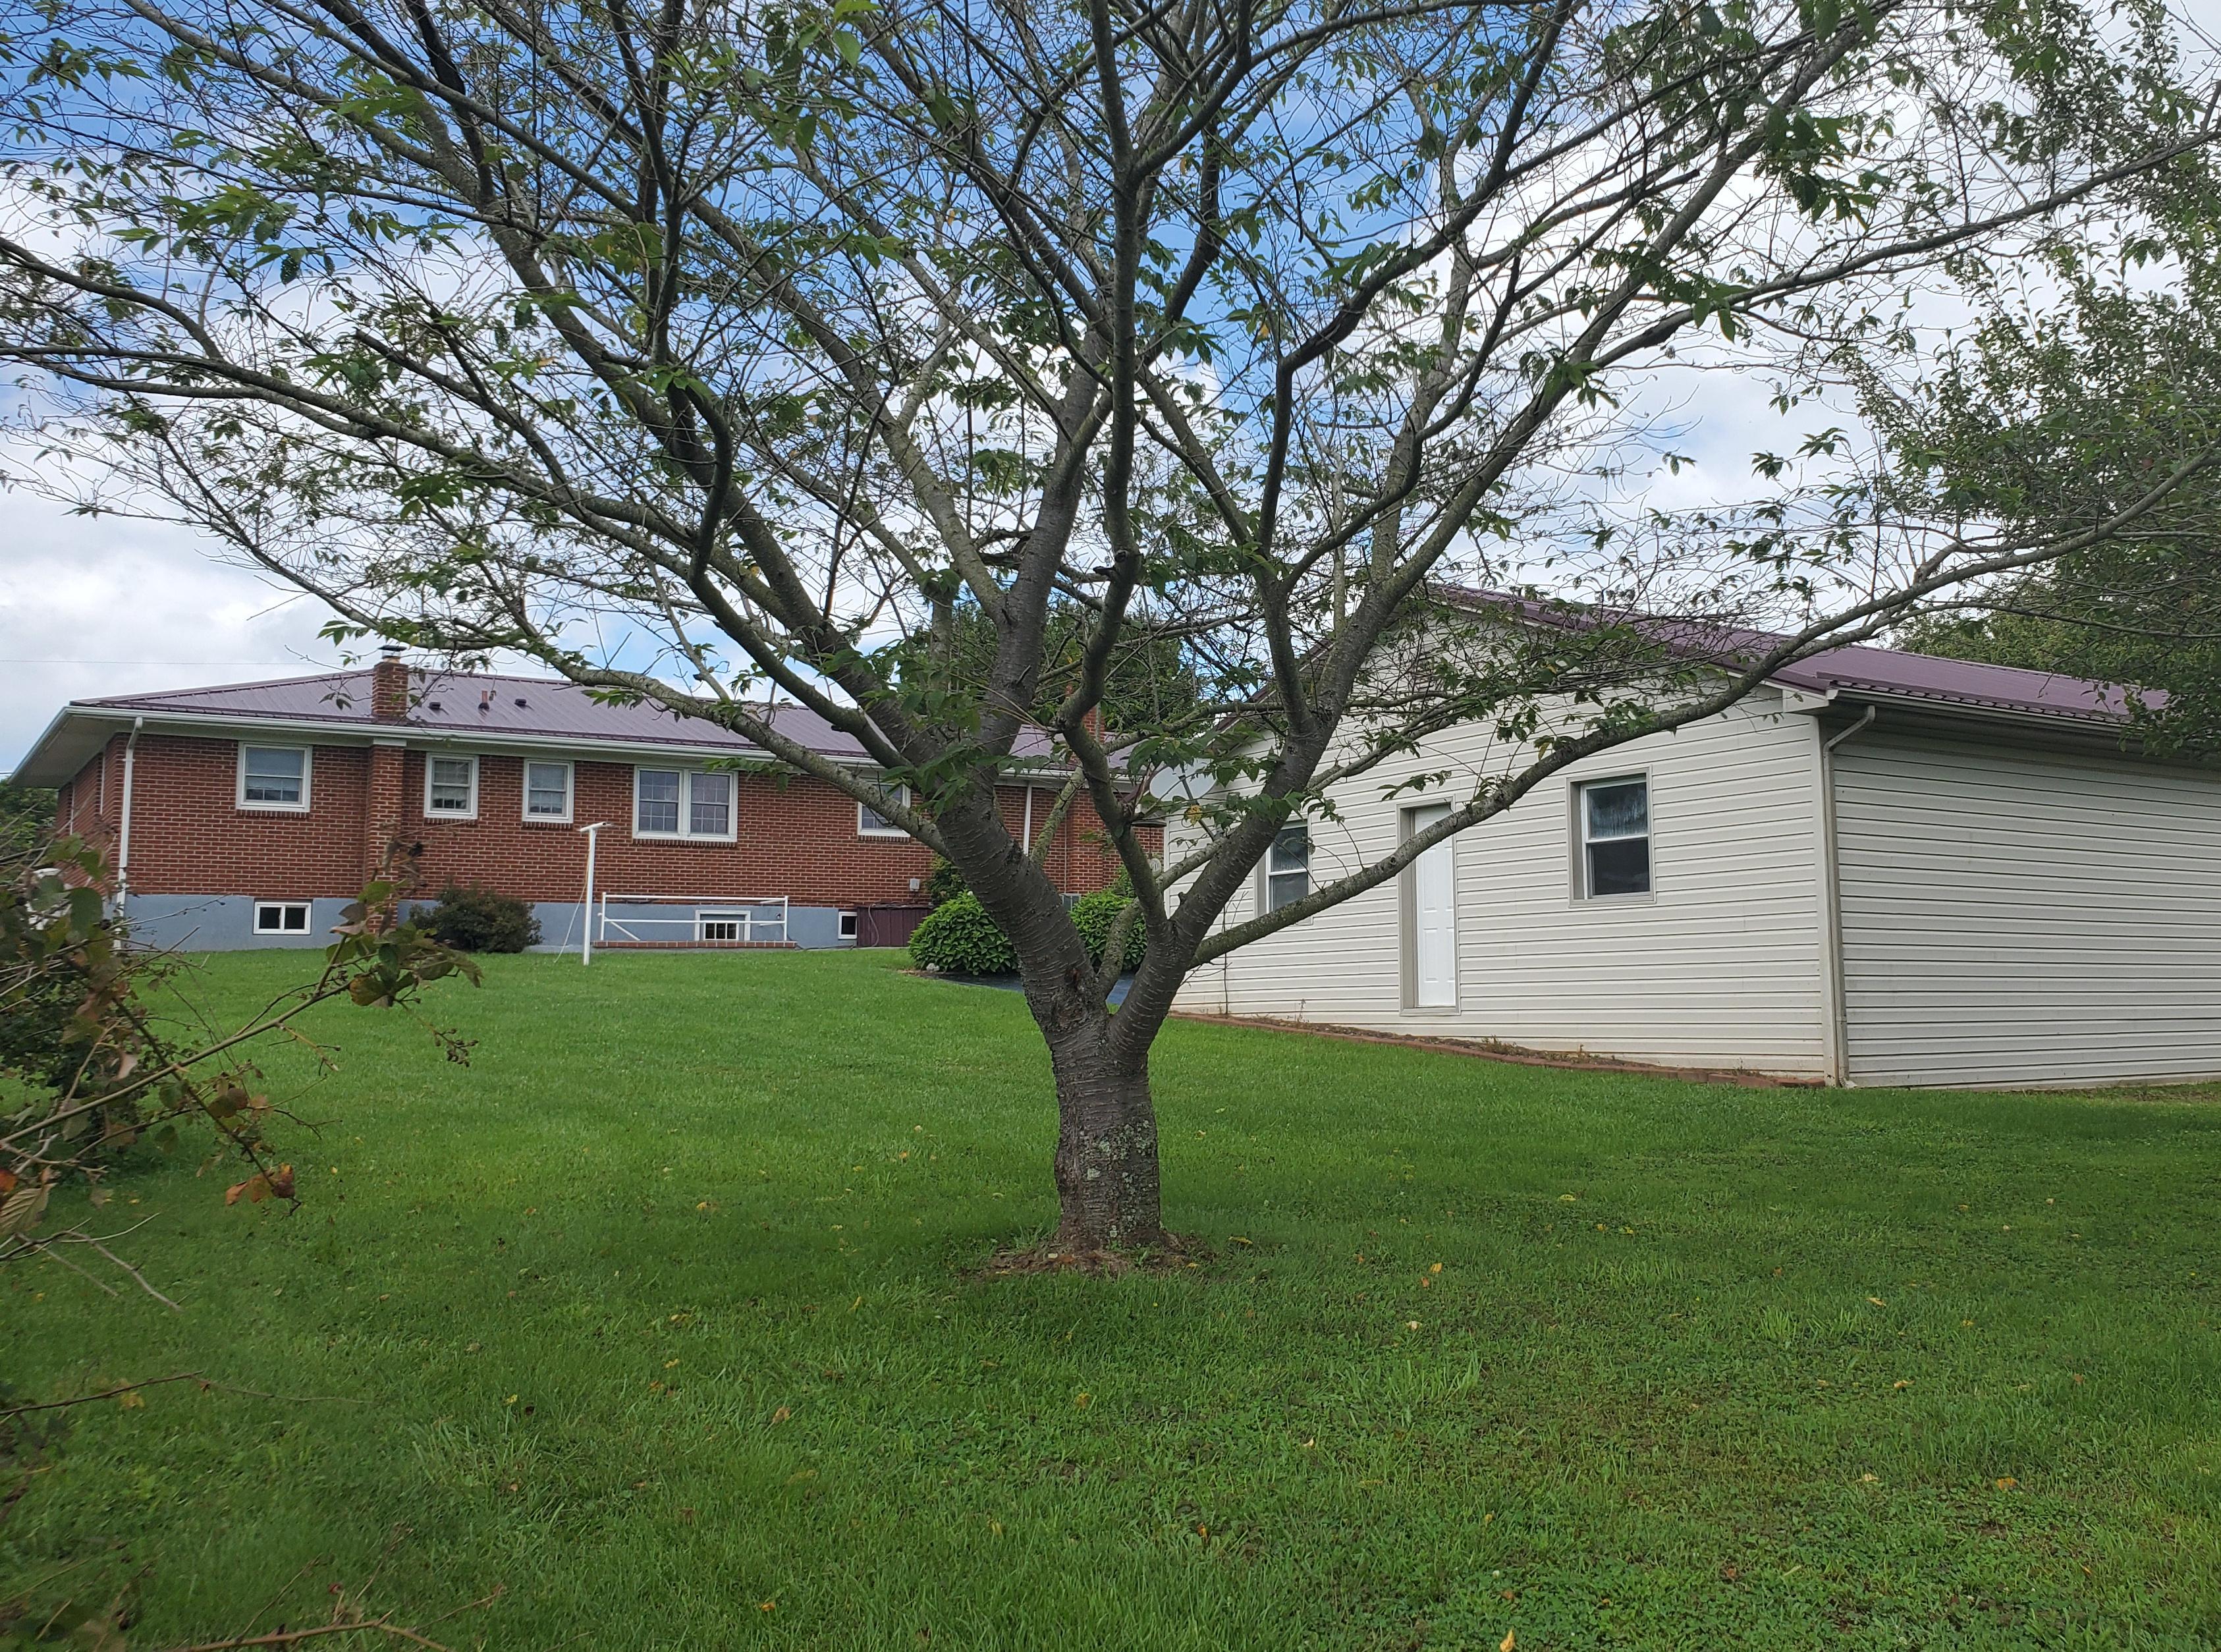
left=12, top=650, right=1153, bottom=951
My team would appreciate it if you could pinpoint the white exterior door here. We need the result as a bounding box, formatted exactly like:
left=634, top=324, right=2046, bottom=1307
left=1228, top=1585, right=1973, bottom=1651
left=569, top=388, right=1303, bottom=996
left=1409, top=803, right=1457, bottom=1008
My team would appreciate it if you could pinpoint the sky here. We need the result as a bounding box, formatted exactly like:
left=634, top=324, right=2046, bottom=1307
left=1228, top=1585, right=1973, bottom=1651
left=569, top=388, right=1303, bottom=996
left=0, top=490, right=350, bottom=772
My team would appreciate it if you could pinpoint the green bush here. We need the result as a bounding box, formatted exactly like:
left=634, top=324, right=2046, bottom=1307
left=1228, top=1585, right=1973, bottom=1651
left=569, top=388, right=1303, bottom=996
left=423, top=886, right=539, bottom=953
left=923, top=854, right=968, bottom=908
left=907, top=893, right=1015, bottom=975
left=1071, top=887, right=1146, bottom=973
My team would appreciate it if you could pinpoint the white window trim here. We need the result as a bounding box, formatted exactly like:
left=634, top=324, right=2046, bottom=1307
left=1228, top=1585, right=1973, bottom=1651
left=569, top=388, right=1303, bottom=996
left=424, top=753, right=480, bottom=820
left=837, top=910, right=860, bottom=940
left=630, top=767, right=738, bottom=842
left=1261, top=821, right=1310, bottom=914
left=858, top=783, right=911, bottom=838
left=522, top=759, right=575, bottom=824
left=236, top=744, right=312, bottom=813
left=252, top=899, right=312, bottom=935
left=1576, top=773, right=1653, bottom=901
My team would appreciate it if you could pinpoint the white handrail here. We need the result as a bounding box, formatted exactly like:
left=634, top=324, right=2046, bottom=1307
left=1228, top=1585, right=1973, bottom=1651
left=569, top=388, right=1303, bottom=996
left=594, top=895, right=790, bottom=945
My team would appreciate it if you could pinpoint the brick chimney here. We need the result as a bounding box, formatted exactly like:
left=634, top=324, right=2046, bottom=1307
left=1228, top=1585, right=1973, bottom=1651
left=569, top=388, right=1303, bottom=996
left=371, top=644, right=408, bottom=721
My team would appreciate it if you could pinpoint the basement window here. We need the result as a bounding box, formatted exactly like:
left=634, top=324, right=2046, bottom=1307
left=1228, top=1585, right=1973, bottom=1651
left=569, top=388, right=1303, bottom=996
left=253, top=901, right=312, bottom=935
left=838, top=911, right=860, bottom=940
left=1577, top=776, right=1651, bottom=898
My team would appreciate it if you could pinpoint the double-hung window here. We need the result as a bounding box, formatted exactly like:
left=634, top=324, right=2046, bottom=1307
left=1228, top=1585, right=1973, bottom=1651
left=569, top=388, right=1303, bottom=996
left=858, top=783, right=910, bottom=837
left=238, top=744, right=310, bottom=812
left=1263, top=822, right=1310, bottom=913
left=1577, top=776, right=1651, bottom=897
left=425, top=754, right=478, bottom=819
left=634, top=767, right=736, bottom=840
left=524, top=761, right=574, bottom=823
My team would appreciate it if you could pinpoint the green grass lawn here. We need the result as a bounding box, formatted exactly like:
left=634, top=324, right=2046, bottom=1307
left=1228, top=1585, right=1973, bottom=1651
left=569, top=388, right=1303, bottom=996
left=9, top=949, right=2221, bottom=1649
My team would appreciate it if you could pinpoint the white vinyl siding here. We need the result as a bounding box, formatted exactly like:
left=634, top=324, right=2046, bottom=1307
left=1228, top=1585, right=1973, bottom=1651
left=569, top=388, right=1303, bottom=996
left=1172, top=693, right=1831, bottom=1077
left=1832, top=731, right=2221, bottom=1088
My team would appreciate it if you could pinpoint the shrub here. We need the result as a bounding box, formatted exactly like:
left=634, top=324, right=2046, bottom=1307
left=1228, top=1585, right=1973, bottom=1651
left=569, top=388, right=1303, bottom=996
left=923, top=854, right=969, bottom=908
left=1071, top=887, right=1147, bottom=973
left=908, top=893, right=1015, bottom=975
left=424, top=886, right=539, bottom=953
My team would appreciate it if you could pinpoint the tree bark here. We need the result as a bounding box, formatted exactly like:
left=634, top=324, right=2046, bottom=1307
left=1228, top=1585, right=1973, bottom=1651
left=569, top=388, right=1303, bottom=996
left=1047, top=1029, right=1164, bottom=1250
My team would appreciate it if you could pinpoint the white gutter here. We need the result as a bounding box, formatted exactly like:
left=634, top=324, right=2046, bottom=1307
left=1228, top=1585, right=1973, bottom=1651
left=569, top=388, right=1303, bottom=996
left=115, top=716, right=144, bottom=919
left=1813, top=704, right=1877, bottom=1086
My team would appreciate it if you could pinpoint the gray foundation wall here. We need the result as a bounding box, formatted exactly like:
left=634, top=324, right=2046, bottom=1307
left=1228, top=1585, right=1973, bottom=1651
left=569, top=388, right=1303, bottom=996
left=119, top=894, right=860, bottom=954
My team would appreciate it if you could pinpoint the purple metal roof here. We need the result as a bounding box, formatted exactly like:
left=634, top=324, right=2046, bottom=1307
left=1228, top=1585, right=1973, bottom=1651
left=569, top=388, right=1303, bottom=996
left=1767, top=642, right=2156, bottom=722
left=62, top=666, right=1062, bottom=760
left=1438, top=587, right=2158, bottom=725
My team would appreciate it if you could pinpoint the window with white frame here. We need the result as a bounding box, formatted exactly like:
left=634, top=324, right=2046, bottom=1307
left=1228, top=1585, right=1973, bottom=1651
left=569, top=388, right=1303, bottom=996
left=838, top=911, right=860, bottom=940
left=237, top=744, right=310, bottom=811
left=1263, top=821, right=1310, bottom=912
left=523, top=760, right=573, bottom=822
left=633, top=767, right=736, bottom=840
left=858, top=783, right=910, bottom=837
left=1577, top=776, right=1651, bottom=898
left=424, top=754, right=479, bottom=818
left=252, top=900, right=312, bottom=935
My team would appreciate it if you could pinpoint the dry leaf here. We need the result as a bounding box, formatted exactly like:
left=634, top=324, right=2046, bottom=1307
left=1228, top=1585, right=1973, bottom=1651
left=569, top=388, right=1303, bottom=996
left=0, top=1182, right=49, bottom=1238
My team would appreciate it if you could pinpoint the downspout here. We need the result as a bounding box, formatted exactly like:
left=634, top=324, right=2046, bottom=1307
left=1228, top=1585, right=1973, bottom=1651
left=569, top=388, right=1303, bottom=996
left=115, top=716, right=144, bottom=922
left=1815, top=705, right=1877, bottom=1086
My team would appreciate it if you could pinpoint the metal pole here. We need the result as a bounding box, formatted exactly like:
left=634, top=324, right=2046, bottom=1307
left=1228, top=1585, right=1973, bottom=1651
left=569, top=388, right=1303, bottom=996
left=576, top=821, right=607, bottom=964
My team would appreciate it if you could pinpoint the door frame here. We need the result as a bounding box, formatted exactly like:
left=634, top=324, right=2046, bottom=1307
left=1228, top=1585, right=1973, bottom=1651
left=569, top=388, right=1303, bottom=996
left=1399, top=801, right=1458, bottom=1012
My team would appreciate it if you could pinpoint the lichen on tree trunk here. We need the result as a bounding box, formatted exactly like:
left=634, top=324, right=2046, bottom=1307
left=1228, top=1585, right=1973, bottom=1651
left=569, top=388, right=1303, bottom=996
left=1046, top=1031, right=1164, bottom=1250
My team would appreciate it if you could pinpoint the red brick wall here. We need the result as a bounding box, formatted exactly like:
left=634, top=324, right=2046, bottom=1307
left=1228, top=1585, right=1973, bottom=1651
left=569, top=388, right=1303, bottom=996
left=108, top=733, right=371, bottom=900
left=105, top=733, right=1159, bottom=905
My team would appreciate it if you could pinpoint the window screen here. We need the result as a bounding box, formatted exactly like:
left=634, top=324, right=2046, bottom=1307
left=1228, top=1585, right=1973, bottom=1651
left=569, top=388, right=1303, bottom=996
left=636, top=769, right=681, bottom=834
left=525, top=762, right=570, bottom=818
left=688, top=772, right=732, bottom=837
left=241, top=746, right=305, bottom=806
left=427, top=756, right=476, bottom=815
left=1265, top=823, right=1310, bottom=912
left=1579, top=778, right=1651, bottom=897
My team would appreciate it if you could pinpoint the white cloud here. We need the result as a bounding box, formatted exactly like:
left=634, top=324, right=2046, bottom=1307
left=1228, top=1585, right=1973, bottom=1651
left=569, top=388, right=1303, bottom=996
left=0, top=493, right=350, bottom=774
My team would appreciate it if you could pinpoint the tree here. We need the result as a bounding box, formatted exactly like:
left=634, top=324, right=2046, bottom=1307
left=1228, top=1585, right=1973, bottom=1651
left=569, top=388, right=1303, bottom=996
left=1, top=0, right=2214, bottom=1250
left=0, top=783, right=55, bottom=860
left=941, top=599, right=1200, bottom=734
left=1880, top=264, right=2221, bottom=754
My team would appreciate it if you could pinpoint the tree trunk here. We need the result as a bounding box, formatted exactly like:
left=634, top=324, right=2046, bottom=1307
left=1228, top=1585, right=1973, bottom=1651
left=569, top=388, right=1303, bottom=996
left=1047, top=1031, right=1163, bottom=1250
